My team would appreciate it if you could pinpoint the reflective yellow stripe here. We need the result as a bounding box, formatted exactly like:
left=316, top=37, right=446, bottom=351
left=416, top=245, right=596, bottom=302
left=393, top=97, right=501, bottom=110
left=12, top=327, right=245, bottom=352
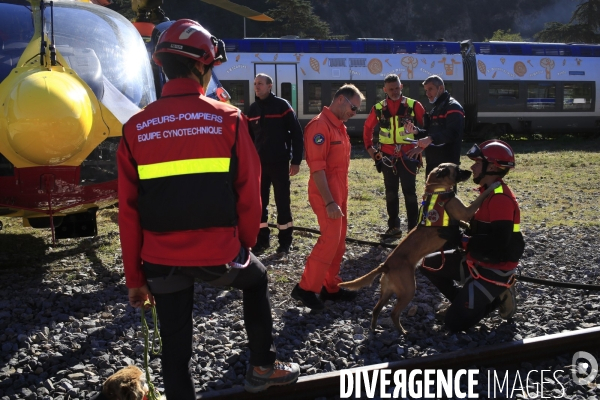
left=493, top=185, right=518, bottom=231
left=138, top=158, right=230, bottom=180
left=424, top=194, right=438, bottom=226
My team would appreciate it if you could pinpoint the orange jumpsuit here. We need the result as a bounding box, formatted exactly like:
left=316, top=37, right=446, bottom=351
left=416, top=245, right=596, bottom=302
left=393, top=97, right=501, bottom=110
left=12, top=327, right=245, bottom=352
left=299, top=106, right=351, bottom=293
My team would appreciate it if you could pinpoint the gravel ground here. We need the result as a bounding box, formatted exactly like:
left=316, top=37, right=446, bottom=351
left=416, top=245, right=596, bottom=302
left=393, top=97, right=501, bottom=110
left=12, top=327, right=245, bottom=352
left=0, top=225, right=599, bottom=399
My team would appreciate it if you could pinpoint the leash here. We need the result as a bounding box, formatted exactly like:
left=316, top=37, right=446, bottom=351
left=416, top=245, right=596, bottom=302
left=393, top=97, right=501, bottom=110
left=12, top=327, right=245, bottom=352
left=265, top=223, right=600, bottom=292
left=421, top=247, right=446, bottom=271
left=141, top=300, right=162, bottom=400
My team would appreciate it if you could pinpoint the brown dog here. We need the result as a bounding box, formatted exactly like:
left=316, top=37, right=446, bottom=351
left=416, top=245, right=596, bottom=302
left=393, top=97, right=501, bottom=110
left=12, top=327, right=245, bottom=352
left=93, top=365, right=164, bottom=400
left=338, top=163, right=499, bottom=333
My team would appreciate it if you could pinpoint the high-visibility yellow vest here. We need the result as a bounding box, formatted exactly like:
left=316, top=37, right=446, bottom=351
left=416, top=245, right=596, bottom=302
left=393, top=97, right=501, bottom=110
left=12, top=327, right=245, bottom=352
left=375, top=97, right=416, bottom=145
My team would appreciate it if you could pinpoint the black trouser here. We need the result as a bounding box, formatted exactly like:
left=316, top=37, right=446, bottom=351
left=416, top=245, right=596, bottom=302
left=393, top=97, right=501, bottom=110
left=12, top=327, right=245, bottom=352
left=419, top=249, right=515, bottom=332
left=381, top=155, right=419, bottom=230
left=258, top=160, right=293, bottom=247
left=143, top=250, right=276, bottom=400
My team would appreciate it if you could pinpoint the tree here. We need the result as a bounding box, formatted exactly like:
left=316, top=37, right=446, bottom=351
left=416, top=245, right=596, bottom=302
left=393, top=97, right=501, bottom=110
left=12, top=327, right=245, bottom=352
left=534, top=0, right=600, bottom=43
left=485, top=29, right=524, bottom=42
left=534, top=21, right=600, bottom=43
left=262, top=0, right=330, bottom=39
left=570, top=0, right=600, bottom=30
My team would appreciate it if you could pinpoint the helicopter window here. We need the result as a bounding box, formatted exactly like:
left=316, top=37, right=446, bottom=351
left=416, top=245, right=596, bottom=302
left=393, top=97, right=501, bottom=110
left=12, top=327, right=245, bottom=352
left=0, top=2, right=34, bottom=44
left=0, top=1, right=35, bottom=81
left=43, top=1, right=156, bottom=114
left=55, top=45, right=104, bottom=100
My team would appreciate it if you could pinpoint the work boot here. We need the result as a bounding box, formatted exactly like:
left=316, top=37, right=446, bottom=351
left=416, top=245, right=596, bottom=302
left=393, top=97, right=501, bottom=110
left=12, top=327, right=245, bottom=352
left=498, top=285, right=517, bottom=320
left=291, top=284, right=324, bottom=310
left=252, top=240, right=270, bottom=256
left=244, top=361, right=300, bottom=393
left=276, top=243, right=291, bottom=255
left=381, top=227, right=402, bottom=238
left=320, top=287, right=358, bottom=302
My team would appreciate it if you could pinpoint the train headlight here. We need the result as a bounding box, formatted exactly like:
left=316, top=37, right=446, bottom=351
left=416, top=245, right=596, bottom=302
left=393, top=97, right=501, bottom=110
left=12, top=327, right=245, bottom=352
left=4, top=70, right=94, bottom=165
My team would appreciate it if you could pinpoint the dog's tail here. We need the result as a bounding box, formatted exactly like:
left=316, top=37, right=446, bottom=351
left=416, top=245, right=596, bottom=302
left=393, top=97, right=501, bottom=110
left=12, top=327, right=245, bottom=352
left=338, top=264, right=387, bottom=291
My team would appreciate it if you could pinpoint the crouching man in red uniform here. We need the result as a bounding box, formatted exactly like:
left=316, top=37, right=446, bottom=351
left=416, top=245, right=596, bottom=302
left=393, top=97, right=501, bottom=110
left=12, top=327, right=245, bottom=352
left=419, top=140, right=525, bottom=332
left=117, top=20, right=299, bottom=398
left=291, top=84, right=364, bottom=310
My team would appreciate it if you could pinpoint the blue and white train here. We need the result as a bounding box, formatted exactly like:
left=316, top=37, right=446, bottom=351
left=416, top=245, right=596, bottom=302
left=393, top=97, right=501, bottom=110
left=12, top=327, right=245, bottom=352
left=214, top=38, right=600, bottom=138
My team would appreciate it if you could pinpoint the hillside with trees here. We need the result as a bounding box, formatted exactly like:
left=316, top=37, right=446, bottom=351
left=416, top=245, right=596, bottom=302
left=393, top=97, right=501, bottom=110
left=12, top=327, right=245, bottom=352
left=134, top=0, right=597, bottom=43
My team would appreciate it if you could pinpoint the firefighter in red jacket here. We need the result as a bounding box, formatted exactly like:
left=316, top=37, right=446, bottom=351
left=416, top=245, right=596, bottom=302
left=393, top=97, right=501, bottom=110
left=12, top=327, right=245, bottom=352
left=363, top=74, right=426, bottom=237
left=419, top=140, right=525, bottom=332
left=117, top=20, right=298, bottom=397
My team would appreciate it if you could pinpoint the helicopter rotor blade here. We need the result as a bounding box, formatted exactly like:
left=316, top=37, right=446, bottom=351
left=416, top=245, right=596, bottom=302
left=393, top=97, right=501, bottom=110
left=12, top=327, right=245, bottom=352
left=200, top=0, right=273, bottom=21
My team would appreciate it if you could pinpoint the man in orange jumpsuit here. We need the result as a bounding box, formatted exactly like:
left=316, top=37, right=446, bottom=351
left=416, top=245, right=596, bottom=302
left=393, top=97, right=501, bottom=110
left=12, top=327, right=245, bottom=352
left=291, top=84, right=364, bottom=310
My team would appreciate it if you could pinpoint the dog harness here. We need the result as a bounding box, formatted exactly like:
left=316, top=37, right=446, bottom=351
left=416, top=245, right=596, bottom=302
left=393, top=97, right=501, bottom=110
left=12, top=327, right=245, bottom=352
left=418, top=190, right=457, bottom=227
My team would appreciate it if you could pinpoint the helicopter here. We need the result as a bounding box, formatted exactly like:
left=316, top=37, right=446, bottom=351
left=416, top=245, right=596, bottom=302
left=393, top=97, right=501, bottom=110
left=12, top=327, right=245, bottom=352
left=0, top=0, right=236, bottom=241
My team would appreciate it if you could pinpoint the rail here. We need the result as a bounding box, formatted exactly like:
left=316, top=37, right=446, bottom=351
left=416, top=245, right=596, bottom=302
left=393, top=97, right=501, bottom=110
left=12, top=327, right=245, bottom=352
left=197, top=326, right=600, bottom=399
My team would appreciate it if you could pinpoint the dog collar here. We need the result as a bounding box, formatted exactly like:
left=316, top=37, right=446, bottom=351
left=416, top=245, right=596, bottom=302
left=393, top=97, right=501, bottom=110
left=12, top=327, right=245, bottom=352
left=423, top=189, right=455, bottom=197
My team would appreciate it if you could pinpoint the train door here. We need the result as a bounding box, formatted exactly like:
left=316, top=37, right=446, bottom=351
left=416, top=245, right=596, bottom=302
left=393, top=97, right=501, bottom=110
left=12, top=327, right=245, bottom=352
left=255, top=64, right=298, bottom=112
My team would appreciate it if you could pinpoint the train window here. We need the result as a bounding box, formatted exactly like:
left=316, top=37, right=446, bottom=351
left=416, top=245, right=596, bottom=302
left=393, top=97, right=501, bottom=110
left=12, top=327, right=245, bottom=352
left=339, top=43, right=353, bottom=53
left=308, top=42, right=320, bottom=52
left=563, top=82, right=593, bottom=111
left=489, top=83, right=519, bottom=99
left=331, top=82, right=367, bottom=113
left=527, top=83, right=556, bottom=110
left=509, top=46, right=523, bottom=55
left=376, top=87, right=385, bottom=102
left=281, top=42, right=296, bottom=52
left=306, top=82, right=322, bottom=114
left=250, top=42, right=264, bottom=52
left=416, top=44, right=432, bottom=54
left=365, top=43, right=378, bottom=53
left=494, top=45, right=509, bottom=55
left=220, top=81, right=247, bottom=112
left=559, top=48, right=572, bottom=56
left=531, top=47, right=544, bottom=55
left=281, top=82, right=292, bottom=104
left=394, top=45, right=408, bottom=54
left=266, top=42, right=280, bottom=52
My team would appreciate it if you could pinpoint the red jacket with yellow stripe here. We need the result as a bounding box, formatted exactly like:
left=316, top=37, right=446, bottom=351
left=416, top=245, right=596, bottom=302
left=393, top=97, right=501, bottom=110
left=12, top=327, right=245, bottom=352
left=466, top=181, right=524, bottom=271
left=118, top=78, right=261, bottom=289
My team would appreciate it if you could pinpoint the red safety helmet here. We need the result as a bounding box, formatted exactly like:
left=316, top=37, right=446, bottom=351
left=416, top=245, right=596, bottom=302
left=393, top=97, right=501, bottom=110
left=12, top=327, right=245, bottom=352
left=152, top=19, right=227, bottom=67
left=466, top=139, right=515, bottom=169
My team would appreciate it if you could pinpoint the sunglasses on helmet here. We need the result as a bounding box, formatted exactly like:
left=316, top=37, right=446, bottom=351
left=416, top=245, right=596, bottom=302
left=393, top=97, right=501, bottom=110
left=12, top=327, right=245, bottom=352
left=343, top=96, right=359, bottom=112
left=466, top=143, right=483, bottom=159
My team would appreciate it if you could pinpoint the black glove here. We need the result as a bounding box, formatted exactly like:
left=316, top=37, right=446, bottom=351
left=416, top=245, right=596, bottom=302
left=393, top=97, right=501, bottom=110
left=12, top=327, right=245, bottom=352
left=437, top=226, right=461, bottom=248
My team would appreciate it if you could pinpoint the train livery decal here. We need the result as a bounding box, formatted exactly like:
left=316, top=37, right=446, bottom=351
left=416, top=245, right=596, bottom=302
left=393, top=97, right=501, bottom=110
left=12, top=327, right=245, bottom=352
left=477, top=56, right=585, bottom=80
left=228, top=52, right=462, bottom=81
left=215, top=38, right=600, bottom=137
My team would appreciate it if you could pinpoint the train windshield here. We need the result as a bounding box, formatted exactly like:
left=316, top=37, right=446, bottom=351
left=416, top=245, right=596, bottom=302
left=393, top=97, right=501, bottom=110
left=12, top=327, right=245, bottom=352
left=0, top=0, right=156, bottom=122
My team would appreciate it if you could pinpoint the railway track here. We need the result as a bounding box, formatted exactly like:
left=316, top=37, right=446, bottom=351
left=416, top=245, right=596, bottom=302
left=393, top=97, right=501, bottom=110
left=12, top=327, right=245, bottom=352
left=197, top=326, right=600, bottom=399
